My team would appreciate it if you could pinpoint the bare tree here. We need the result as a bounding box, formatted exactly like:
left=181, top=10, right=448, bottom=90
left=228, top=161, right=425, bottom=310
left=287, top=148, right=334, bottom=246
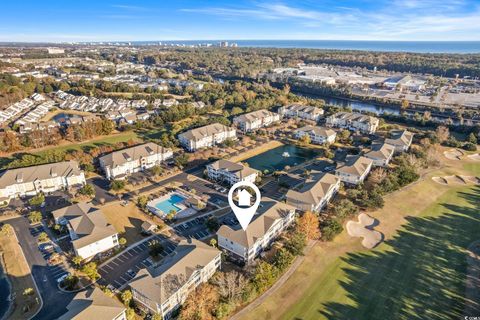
left=212, top=271, right=247, bottom=302
left=162, top=273, right=187, bottom=297
left=435, top=126, right=450, bottom=143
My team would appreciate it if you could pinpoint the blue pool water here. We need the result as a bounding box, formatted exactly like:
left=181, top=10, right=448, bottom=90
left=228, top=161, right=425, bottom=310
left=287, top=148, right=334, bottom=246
left=154, top=194, right=185, bottom=213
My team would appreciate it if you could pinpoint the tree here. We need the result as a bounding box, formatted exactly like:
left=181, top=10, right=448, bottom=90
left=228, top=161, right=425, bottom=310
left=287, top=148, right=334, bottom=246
left=337, top=130, right=351, bottom=143
left=401, top=99, right=409, bottom=110
left=435, top=126, right=450, bottom=143
left=137, top=195, right=148, bottom=210
left=62, top=275, right=79, bottom=290
left=150, top=165, right=163, bottom=177
left=209, top=238, right=217, bottom=248
left=28, top=211, right=42, bottom=224
left=72, top=255, right=83, bottom=267
left=333, top=199, right=359, bottom=220
left=299, top=134, right=311, bottom=145
left=121, top=290, right=133, bottom=306
left=110, top=180, right=125, bottom=191
left=467, top=132, right=478, bottom=144
left=321, top=219, right=343, bottom=241
left=285, top=232, right=307, bottom=256
left=119, top=237, right=127, bottom=246
left=78, top=184, right=95, bottom=197
left=81, top=262, right=99, bottom=280
left=37, top=232, right=49, bottom=243
left=212, top=271, right=247, bottom=303
left=296, top=211, right=320, bottom=240
left=174, top=153, right=190, bottom=168
left=29, top=193, right=45, bottom=207
left=252, top=261, right=278, bottom=293
left=273, top=248, right=295, bottom=271
left=205, top=217, right=220, bottom=232
left=148, top=239, right=164, bottom=257
left=180, top=283, right=219, bottom=320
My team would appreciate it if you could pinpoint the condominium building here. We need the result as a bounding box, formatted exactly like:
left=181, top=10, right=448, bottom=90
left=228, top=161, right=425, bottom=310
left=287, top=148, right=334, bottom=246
left=233, top=109, right=280, bottom=132
left=52, top=203, right=118, bottom=260
left=364, top=143, right=396, bottom=167
left=130, top=239, right=221, bottom=319
left=286, top=172, right=340, bottom=212
left=178, top=123, right=237, bottom=151
left=217, top=198, right=296, bottom=264
left=278, top=104, right=324, bottom=122
left=326, top=112, right=379, bottom=134
left=294, top=125, right=337, bottom=145
left=99, top=142, right=173, bottom=180
left=385, top=129, right=414, bottom=153
left=206, top=160, right=259, bottom=185
left=58, top=287, right=127, bottom=320
left=0, top=161, right=86, bottom=202
left=335, top=155, right=373, bottom=185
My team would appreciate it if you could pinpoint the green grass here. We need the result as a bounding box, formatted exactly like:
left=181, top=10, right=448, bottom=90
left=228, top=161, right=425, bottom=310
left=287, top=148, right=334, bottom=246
left=281, top=185, right=480, bottom=320
left=1, top=131, right=140, bottom=169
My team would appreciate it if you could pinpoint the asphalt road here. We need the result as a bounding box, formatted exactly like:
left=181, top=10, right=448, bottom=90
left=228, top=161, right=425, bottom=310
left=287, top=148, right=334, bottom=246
left=6, top=216, right=75, bottom=320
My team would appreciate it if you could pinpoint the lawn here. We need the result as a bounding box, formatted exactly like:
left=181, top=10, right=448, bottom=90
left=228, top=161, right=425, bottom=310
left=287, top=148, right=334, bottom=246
left=238, top=149, right=480, bottom=320
left=0, top=231, right=41, bottom=319
left=1, top=131, right=140, bottom=169
left=101, top=202, right=154, bottom=245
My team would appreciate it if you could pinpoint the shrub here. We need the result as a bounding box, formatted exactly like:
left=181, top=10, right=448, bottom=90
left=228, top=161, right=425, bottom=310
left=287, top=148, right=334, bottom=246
left=463, top=142, right=477, bottom=151
left=110, top=180, right=125, bottom=191
left=321, top=219, right=343, bottom=241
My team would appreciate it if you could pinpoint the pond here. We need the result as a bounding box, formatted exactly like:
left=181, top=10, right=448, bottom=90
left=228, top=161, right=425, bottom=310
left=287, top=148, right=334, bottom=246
left=244, top=144, right=320, bottom=173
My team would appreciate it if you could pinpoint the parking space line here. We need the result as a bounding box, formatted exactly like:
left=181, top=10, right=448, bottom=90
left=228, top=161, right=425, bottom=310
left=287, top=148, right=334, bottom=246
left=120, top=276, right=129, bottom=282
left=114, top=280, right=122, bottom=288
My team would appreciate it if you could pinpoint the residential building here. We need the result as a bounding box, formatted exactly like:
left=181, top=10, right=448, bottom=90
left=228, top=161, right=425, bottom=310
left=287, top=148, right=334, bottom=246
left=233, top=109, right=280, bottom=132
left=385, top=129, right=414, bottom=153
left=52, top=203, right=118, bottom=260
left=286, top=172, right=340, bottom=212
left=364, top=143, right=396, bottom=167
left=0, top=161, right=86, bottom=201
left=294, top=125, right=336, bottom=145
left=58, top=287, right=126, bottom=320
left=99, top=142, right=173, bottom=180
left=206, top=160, right=259, bottom=185
left=326, top=112, right=379, bottom=134
left=278, top=104, right=324, bottom=121
left=217, top=198, right=296, bottom=264
left=130, top=239, right=221, bottom=319
left=335, top=155, right=373, bottom=185
left=178, top=123, right=236, bottom=151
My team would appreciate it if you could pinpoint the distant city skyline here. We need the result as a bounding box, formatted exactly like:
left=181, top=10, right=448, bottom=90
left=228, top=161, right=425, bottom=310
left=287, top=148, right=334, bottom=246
left=1, top=0, right=480, bottom=42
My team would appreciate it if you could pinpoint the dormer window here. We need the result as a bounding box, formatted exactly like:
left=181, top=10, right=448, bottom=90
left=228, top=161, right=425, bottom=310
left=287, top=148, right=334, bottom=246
left=16, top=173, right=23, bottom=183
left=122, top=152, right=132, bottom=161
left=50, top=167, right=57, bottom=177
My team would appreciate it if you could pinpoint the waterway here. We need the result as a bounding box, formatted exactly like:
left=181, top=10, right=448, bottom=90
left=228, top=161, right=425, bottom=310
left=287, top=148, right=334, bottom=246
left=244, top=144, right=320, bottom=173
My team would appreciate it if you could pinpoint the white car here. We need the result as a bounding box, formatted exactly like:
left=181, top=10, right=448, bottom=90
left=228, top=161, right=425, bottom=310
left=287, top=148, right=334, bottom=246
left=56, top=273, right=70, bottom=284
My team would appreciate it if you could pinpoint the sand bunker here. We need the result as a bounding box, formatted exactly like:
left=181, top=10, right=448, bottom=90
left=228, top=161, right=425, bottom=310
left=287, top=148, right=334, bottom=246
left=468, top=153, right=480, bottom=161
left=432, top=175, right=480, bottom=186
left=444, top=149, right=465, bottom=160
left=346, top=213, right=383, bottom=249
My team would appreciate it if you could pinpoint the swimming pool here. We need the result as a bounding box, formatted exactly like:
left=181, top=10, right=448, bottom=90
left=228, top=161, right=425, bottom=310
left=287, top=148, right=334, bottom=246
left=154, top=194, right=185, bottom=213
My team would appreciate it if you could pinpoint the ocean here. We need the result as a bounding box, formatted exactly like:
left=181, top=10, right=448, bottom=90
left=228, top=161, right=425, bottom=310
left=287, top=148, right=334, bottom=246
left=134, top=40, right=480, bottom=54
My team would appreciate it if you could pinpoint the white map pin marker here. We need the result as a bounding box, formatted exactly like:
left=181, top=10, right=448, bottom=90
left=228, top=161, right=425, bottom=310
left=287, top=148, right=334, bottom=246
left=228, top=181, right=261, bottom=231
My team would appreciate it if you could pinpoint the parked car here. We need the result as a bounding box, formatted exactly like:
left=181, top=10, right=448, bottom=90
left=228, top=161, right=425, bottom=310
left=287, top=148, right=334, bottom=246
left=56, top=273, right=70, bottom=284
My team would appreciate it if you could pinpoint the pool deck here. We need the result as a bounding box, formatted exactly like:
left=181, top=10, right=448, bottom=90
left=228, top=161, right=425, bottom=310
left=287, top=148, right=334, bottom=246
left=147, top=192, right=197, bottom=219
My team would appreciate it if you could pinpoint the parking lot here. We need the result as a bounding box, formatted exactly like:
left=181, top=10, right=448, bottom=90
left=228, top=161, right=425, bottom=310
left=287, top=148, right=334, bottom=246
left=30, top=223, right=70, bottom=282
left=172, top=214, right=216, bottom=240
left=97, top=235, right=177, bottom=290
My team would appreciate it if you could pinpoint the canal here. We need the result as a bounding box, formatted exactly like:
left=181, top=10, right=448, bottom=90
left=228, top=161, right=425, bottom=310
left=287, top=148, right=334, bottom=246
left=244, top=144, right=320, bottom=173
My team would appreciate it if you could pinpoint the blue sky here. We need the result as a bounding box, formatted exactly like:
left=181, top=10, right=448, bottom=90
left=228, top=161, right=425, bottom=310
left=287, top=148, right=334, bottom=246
left=1, top=0, right=480, bottom=42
